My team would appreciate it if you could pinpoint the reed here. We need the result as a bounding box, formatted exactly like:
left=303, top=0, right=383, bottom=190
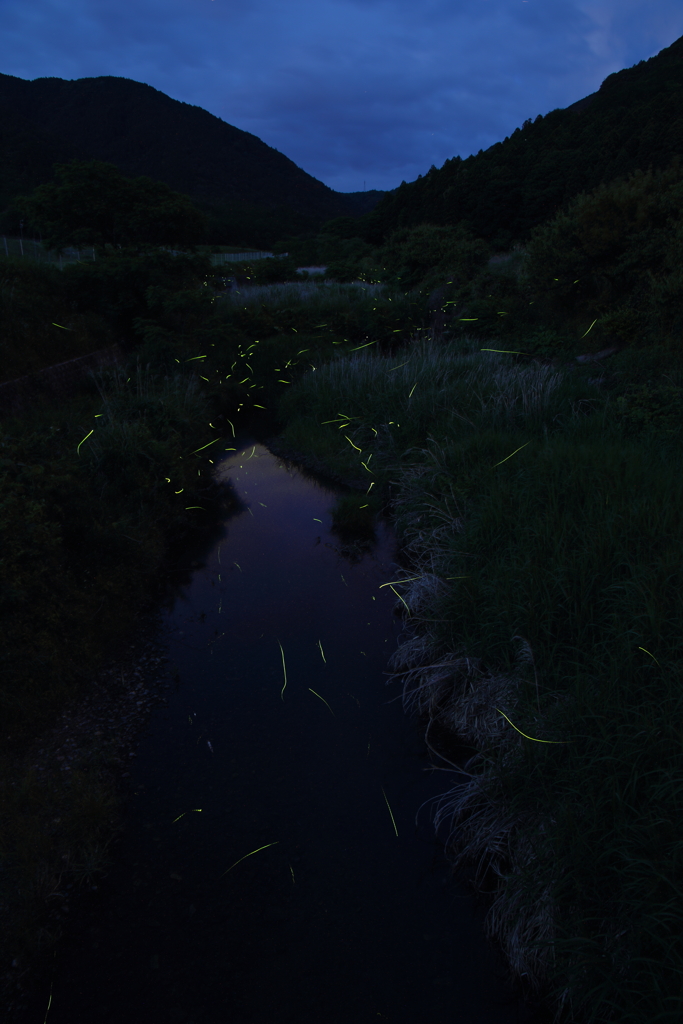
left=3, top=255, right=683, bottom=1023
left=276, top=331, right=683, bottom=1023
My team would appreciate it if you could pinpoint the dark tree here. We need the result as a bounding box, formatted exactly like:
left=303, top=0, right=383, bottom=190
left=16, top=159, right=207, bottom=252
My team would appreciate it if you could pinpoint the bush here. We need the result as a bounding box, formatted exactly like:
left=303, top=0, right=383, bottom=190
left=15, top=159, right=206, bottom=252
left=229, top=255, right=302, bottom=286
left=373, top=222, right=491, bottom=292
left=523, top=158, right=683, bottom=349
left=613, top=381, right=683, bottom=439
left=60, top=248, right=215, bottom=341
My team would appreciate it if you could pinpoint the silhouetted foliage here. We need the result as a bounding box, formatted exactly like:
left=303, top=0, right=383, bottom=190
left=194, top=196, right=323, bottom=250
left=15, top=160, right=206, bottom=253
left=522, top=158, right=683, bottom=339
left=357, top=35, right=683, bottom=250
left=372, top=222, right=491, bottom=292
left=0, top=72, right=389, bottom=237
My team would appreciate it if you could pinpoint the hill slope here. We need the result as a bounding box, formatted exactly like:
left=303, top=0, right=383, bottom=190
left=0, top=73, right=387, bottom=226
left=361, top=33, right=683, bottom=250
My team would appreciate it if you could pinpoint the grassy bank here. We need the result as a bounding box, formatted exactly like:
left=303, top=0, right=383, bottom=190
left=272, top=331, right=683, bottom=1023
left=0, top=355, right=245, bottom=1014
left=0, top=268, right=429, bottom=1016
left=4, top=254, right=682, bottom=1022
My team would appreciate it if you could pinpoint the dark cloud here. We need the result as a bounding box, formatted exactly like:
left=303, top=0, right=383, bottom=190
left=1, top=0, right=681, bottom=192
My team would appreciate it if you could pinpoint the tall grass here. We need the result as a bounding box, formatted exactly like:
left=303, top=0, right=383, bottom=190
left=221, top=277, right=389, bottom=307
left=275, top=334, right=683, bottom=1023
left=213, top=276, right=430, bottom=360
left=4, top=261, right=683, bottom=1023
left=0, top=355, right=233, bottom=1016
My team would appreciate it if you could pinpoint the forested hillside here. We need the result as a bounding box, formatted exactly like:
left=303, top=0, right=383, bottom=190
left=0, top=73, right=387, bottom=241
left=4, top=32, right=681, bottom=255
left=357, top=33, right=683, bottom=250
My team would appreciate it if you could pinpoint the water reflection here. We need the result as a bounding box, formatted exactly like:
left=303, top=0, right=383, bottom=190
left=37, top=437, right=537, bottom=1024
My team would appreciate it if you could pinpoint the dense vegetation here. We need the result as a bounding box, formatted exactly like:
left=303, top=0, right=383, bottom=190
left=14, top=160, right=206, bottom=253
left=274, top=328, right=683, bottom=1024
left=0, top=71, right=386, bottom=243
left=354, top=33, right=683, bottom=251
left=3, top=236, right=683, bottom=1022
left=3, top=30, right=683, bottom=1024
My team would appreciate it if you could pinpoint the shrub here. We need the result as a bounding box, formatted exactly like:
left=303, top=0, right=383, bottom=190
left=373, top=222, right=491, bottom=292
left=523, top=158, right=683, bottom=349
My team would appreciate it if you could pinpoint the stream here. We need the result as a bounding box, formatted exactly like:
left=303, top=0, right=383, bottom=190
left=31, top=434, right=539, bottom=1024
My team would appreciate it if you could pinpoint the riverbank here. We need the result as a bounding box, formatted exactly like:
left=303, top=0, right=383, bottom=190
left=3, top=256, right=683, bottom=1022
left=16, top=437, right=542, bottom=1024
left=1, top=607, right=175, bottom=1020
left=269, top=334, right=683, bottom=1023
left=0, top=356, right=240, bottom=1020
left=0, top=267, right=427, bottom=1021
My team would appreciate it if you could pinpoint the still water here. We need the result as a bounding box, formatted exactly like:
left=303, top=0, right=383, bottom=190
left=38, top=437, right=535, bottom=1024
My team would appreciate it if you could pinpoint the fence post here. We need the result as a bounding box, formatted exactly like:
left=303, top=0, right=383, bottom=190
left=19, top=238, right=23, bottom=256
left=3, top=237, right=7, bottom=257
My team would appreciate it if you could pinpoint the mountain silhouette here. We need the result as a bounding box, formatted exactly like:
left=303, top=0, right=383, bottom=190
left=361, top=33, right=683, bottom=250
left=0, top=72, right=388, bottom=232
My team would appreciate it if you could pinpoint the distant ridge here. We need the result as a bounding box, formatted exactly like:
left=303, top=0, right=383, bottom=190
left=362, top=33, right=683, bottom=249
left=0, top=73, right=389, bottom=226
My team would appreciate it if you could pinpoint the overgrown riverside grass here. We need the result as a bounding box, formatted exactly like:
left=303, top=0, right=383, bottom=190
left=0, top=273, right=424, bottom=1014
left=0, top=256, right=119, bottom=383
left=0, top=359, right=223, bottom=745
left=222, top=278, right=388, bottom=306
left=274, top=335, right=683, bottom=1024
left=3, top=263, right=682, bottom=1022
left=213, top=275, right=430, bottom=359
left=0, top=356, right=245, bottom=1010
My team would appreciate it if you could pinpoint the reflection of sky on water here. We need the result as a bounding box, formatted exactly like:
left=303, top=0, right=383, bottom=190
left=180, top=442, right=394, bottom=644
left=36, top=437, right=541, bottom=1024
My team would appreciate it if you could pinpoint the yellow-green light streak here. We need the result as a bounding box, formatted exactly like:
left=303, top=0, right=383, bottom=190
left=76, top=429, right=93, bottom=455
left=492, top=441, right=530, bottom=468
left=480, top=348, right=532, bottom=356
left=639, top=646, right=661, bottom=667
left=221, top=841, right=279, bottom=877
left=379, top=576, right=423, bottom=589
left=308, top=688, right=334, bottom=715
left=495, top=708, right=570, bottom=744
left=388, top=584, right=410, bottom=615
left=190, top=437, right=222, bottom=455
left=172, top=808, right=202, bottom=823
left=381, top=787, right=398, bottom=836
left=278, top=641, right=287, bottom=700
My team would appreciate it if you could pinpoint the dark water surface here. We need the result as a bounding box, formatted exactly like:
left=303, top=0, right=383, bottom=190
left=35, top=438, right=537, bottom=1024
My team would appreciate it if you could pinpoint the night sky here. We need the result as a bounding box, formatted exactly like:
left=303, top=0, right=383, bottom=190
left=1, top=0, right=682, bottom=193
